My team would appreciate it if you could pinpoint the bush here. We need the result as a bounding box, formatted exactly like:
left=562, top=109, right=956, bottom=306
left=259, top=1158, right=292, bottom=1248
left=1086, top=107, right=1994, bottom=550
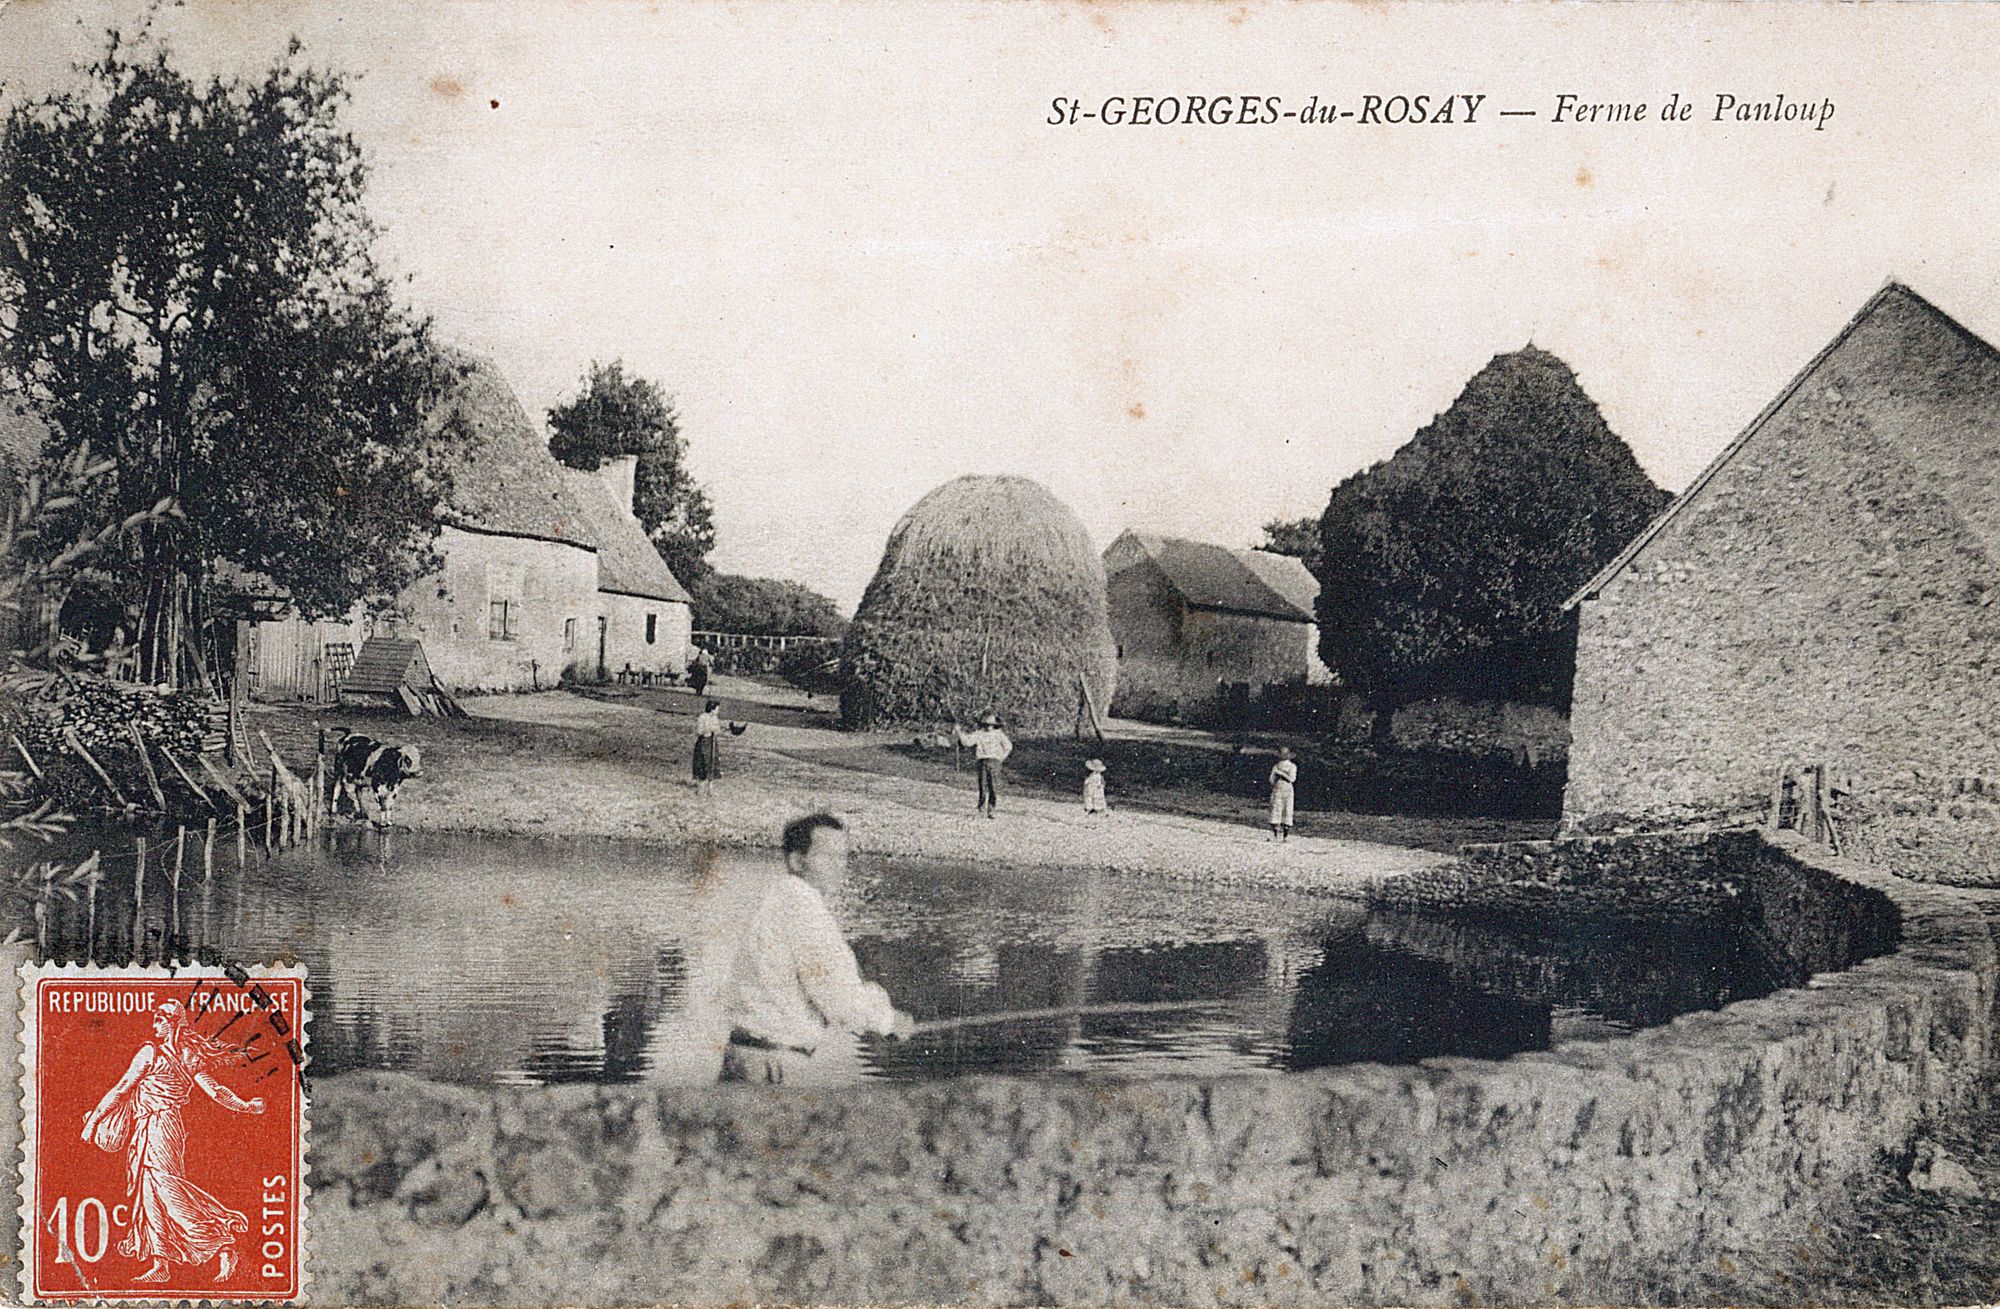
left=1316, top=347, right=1669, bottom=710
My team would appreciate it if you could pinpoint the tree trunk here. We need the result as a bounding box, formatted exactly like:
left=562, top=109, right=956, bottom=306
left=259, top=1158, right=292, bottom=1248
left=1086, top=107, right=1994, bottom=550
left=1368, top=697, right=1397, bottom=749
left=134, top=525, right=190, bottom=688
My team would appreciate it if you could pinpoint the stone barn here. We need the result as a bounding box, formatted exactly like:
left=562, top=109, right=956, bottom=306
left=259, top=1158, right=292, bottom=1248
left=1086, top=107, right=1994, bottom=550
left=1104, top=530, right=1330, bottom=724
left=1563, top=282, right=2000, bottom=882
left=558, top=455, right=694, bottom=682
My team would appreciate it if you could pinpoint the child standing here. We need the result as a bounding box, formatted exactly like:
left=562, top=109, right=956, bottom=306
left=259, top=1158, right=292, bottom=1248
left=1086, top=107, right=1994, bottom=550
left=1082, top=758, right=1109, bottom=815
left=1267, top=747, right=1297, bottom=842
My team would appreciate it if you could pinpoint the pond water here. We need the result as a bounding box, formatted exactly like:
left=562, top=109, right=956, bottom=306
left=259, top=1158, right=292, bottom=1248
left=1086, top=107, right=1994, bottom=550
left=7, top=828, right=1799, bottom=1087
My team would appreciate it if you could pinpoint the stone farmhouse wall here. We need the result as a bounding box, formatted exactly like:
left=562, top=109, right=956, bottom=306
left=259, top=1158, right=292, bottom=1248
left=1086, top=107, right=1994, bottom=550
left=1565, top=338, right=2000, bottom=883
left=594, top=591, right=692, bottom=682
left=276, top=837, right=1993, bottom=1307
left=1108, top=565, right=1315, bottom=722
left=393, top=526, right=599, bottom=693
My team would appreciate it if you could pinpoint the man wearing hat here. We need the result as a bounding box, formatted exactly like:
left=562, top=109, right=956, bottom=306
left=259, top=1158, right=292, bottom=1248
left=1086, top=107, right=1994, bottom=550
left=956, top=713, right=1013, bottom=818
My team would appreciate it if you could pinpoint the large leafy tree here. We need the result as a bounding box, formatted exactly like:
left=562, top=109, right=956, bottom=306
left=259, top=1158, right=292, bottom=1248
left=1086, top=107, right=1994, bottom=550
left=1316, top=346, right=1668, bottom=714
left=0, top=33, right=464, bottom=687
left=546, top=360, right=715, bottom=585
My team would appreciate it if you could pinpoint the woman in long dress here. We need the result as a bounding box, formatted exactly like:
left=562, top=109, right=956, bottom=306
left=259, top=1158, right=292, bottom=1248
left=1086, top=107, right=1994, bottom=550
left=1268, top=747, right=1298, bottom=843
left=692, top=699, right=723, bottom=796
left=80, top=1000, right=264, bottom=1283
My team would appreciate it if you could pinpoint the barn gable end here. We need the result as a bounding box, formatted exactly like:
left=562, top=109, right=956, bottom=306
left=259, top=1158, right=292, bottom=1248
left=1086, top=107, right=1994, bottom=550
left=1563, top=282, right=2000, bottom=883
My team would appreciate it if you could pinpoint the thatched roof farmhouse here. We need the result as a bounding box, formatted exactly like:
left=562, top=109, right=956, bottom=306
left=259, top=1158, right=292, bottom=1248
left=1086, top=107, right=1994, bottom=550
left=841, top=474, right=1118, bottom=733
left=247, top=353, right=691, bottom=698
left=558, top=457, right=694, bottom=680
left=1564, top=281, right=2000, bottom=882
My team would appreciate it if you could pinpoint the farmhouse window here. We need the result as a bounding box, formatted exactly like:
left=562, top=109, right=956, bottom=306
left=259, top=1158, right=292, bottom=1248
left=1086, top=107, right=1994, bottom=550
left=486, top=562, right=523, bottom=642
left=564, top=618, right=577, bottom=652
left=646, top=614, right=658, bottom=644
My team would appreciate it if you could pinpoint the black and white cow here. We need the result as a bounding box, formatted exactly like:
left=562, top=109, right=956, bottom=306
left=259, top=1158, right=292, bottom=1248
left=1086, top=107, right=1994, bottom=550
left=331, top=731, right=423, bottom=828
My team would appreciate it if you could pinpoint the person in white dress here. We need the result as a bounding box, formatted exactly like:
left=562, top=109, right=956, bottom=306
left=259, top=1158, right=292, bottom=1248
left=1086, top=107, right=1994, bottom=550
left=1081, top=758, right=1109, bottom=815
left=1268, top=747, right=1298, bottom=842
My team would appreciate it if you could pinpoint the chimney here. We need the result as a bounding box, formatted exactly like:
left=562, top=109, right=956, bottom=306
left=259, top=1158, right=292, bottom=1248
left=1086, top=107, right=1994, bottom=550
left=599, top=454, right=640, bottom=515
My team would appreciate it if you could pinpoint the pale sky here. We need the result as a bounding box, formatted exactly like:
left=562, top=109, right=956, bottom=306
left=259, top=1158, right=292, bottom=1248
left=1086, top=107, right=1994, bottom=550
left=5, top=1, right=1999, bottom=609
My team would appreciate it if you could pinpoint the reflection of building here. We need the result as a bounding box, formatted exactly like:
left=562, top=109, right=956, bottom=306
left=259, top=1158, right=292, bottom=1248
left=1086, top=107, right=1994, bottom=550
left=1284, top=922, right=1550, bottom=1067
left=1103, top=530, right=1329, bottom=724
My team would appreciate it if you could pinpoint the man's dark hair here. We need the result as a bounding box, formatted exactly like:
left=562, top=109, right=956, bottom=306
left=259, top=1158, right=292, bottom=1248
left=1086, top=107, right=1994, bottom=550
left=783, top=812, right=845, bottom=860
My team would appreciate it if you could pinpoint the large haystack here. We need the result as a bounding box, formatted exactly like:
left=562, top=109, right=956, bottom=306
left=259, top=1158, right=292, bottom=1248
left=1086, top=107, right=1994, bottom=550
left=841, top=475, right=1117, bottom=733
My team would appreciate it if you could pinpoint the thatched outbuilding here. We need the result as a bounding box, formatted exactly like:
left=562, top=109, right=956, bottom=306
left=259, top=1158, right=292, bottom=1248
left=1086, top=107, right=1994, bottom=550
left=841, top=475, right=1117, bottom=733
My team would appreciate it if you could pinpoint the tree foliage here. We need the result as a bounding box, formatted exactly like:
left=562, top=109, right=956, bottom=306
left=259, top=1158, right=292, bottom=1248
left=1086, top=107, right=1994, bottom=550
left=0, top=32, right=466, bottom=686
left=689, top=570, right=846, bottom=638
left=1315, top=346, right=1669, bottom=709
left=546, top=360, right=715, bottom=583
left=1258, top=515, right=1323, bottom=576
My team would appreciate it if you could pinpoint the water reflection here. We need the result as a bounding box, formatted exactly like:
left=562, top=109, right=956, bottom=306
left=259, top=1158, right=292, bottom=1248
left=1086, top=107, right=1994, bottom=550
left=7, top=828, right=1795, bottom=1086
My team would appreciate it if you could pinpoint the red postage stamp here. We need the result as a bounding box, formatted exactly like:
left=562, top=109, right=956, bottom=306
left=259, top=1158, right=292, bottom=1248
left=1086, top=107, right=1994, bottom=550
left=18, top=963, right=309, bottom=1304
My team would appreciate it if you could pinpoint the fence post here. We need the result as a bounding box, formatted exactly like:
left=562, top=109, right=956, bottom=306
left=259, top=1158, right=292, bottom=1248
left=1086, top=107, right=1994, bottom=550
left=236, top=803, right=248, bottom=867
left=204, top=817, right=217, bottom=883
left=85, top=857, right=99, bottom=956
left=170, top=826, right=183, bottom=946
left=133, top=837, right=146, bottom=915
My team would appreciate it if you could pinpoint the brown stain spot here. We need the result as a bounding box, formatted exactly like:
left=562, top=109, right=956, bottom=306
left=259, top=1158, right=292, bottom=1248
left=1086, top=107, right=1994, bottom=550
left=1547, top=1250, right=1567, bottom=1270
left=1229, top=4, right=1252, bottom=23
left=1717, top=1255, right=1738, bottom=1274
left=1127, top=401, right=1146, bottom=420
left=499, top=892, right=515, bottom=908
left=1529, top=1192, right=1550, bottom=1211
left=490, top=99, right=501, bottom=111
left=1575, top=166, right=1593, bottom=188
left=1059, top=1248, right=1074, bottom=1258
left=430, top=75, right=466, bottom=99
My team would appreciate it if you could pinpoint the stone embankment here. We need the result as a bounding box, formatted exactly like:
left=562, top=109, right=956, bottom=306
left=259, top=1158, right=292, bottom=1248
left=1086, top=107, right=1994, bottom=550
left=291, top=833, right=1994, bottom=1306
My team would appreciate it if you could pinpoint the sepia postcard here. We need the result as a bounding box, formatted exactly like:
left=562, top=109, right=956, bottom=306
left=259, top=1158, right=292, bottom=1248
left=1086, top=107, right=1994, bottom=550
left=0, top=1, right=1996, bottom=1304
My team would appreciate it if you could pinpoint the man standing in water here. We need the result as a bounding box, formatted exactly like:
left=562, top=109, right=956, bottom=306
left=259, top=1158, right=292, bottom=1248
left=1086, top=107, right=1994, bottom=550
left=719, top=813, right=916, bottom=1083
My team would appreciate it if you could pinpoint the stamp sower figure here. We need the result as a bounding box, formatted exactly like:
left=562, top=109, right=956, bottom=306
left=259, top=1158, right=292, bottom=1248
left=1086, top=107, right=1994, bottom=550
left=720, top=813, right=916, bottom=1082
left=956, top=712, right=1013, bottom=819
left=79, top=1000, right=263, bottom=1283
left=1082, top=757, right=1109, bottom=815
left=1268, top=746, right=1298, bottom=842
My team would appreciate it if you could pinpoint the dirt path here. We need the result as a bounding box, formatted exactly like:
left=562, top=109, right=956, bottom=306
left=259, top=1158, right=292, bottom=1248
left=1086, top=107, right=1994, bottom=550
left=273, top=690, right=1447, bottom=896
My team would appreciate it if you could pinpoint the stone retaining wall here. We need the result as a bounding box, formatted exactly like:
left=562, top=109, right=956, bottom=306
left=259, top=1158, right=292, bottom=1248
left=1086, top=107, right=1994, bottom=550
left=300, top=835, right=1996, bottom=1306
